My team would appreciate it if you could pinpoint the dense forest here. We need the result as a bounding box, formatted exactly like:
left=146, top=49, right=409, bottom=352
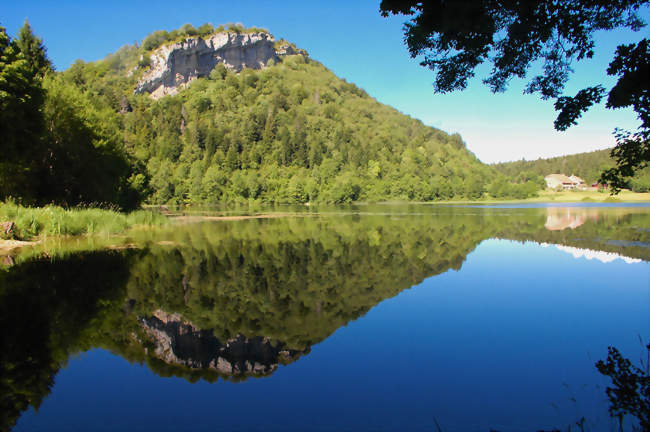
left=494, top=149, right=650, bottom=192
left=0, top=22, right=144, bottom=209
left=4, top=22, right=650, bottom=208
left=1, top=22, right=550, bottom=208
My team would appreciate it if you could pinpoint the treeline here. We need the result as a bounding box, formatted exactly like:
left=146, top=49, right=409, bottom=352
left=0, top=22, right=145, bottom=209
left=2, top=22, right=543, bottom=208
left=141, top=22, right=269, bottom=52
left=493, top=149, right=650, bottom=192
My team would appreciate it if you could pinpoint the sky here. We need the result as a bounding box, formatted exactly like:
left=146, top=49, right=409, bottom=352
left=3, top=0, right=648, bottom=163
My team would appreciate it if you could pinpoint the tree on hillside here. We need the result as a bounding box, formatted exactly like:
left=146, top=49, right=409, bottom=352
left=16, top=20, right=52, bottom=77
left=0, top=25, right=45, bottom=202
left=40, top=75, right=142, bottom=208
left=380, top=0, right=649, bottom=192
left=1, top=23, right=143, bottom=209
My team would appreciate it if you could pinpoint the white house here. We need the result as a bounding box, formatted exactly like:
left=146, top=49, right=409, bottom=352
left=545, top=174, right=586, bottom=190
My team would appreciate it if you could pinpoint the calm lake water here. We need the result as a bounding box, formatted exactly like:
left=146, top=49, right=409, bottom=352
left=2, top=204, right=649, bottom=432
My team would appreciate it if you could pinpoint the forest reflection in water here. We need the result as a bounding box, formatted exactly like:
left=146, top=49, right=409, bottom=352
left=1, top=205, right=649, bottom=431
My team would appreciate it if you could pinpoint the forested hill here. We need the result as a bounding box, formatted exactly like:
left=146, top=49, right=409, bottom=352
left=493, top=149, right=650, bottom=192
left=493, top=149, right=615, bottom=184
left=65, top=23, right=501, bottom=204
left=3, top=22, right=544, bottom=207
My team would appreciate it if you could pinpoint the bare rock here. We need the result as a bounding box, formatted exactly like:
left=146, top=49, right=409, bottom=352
left=135, top=32, right=305, bottom=99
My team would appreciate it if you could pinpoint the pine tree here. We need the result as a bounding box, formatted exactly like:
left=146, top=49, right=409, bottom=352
left=0, top=25, right=45, bottom=201
left=16, top=19, right=52, bottom=77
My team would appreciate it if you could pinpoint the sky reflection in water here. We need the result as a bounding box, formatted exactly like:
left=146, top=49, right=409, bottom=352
left=6, top=206, right=650, bottom=432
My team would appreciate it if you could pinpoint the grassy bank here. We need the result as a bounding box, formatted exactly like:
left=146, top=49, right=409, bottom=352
left=0, top=201, right=168, bottom=240
left=430, top=189, right=650, bottom=205
left=534, top=189, right=650, bottom=202
left=2, top=189, right=648, bottom=241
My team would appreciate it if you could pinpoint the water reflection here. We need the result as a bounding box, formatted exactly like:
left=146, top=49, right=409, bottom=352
left=139, top=309, right=306, bottom=378
left=544, top=207, right=591, bottom=230
left=1, top=206, right=649, bottom=431
left=543, top=243, right=643, bottom=264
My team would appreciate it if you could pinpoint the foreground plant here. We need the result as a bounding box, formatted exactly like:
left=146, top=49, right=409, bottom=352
left=0, top=201, right=167, bottom=240
left=596, top=343, right=650, bottom=430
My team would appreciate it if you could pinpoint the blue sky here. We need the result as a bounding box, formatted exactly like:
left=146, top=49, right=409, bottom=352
left=3, top=0, right=648, bottom=163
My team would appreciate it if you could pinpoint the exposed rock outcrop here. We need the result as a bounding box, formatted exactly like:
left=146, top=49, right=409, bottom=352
left=139, top=309, right=304, bottom=377
left=135, top=32, right=299, bottom=99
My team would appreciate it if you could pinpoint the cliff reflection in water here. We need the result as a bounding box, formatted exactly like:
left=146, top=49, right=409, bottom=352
left=1, top=206, right=649, bottom=431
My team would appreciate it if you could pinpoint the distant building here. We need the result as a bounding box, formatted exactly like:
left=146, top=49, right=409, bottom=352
left=545, top=174, right=573, bottom=189
left=568, top=175, right=586, bottom=188
left=591, top=182, right=608, bottom=189
left=545, top=174, right=586, bottom=190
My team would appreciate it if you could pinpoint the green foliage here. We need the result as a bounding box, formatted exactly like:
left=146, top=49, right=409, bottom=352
left=596, top=344, right=650, bottom=430
left=494, top=148, right=650, bottom=190
left=107, top=52, right=503, bottom=203
left=1, top=25, right=145, bottom=209
left=39, top=75, right=144, bottom=208
left=197, top=23, right=214, bottom=37
left=138, top=54, right=150, bottom=69
left=0, top=200, right=166, bottom=240
left=381, top=0, right=650, bottom=190
left=2, top=206, right=650, bottom=429
left=601, top=128, right=650, bottom=193
left=0, top=25, right=45, bottom=202
left=629, top=175, right=650, bottom=192
left=39, top=21, right=552, bottom=205
left=0, top=251, right=132, bottom=431
left=5, top=20, right=541, bottom=208
left=140, top=22, right=270, bottom=53
left=15, top=19, right=52, bottom=77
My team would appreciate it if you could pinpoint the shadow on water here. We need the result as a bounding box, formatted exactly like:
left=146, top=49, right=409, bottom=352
left=1, top=206, right=649, bottom=431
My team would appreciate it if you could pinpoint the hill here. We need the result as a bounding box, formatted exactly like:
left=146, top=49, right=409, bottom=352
left=493, top=149, right=650, bottom=192
left=52, top=23, right=539, bottom=204
left=5, top=21, right=591, bottom=207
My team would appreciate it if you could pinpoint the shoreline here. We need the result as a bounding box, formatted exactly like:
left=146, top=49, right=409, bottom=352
left=0, top=239, right=40, bottom=254
left=2, top=195, right=649, bottom=256
left=168, top=212, right=314, bottom=222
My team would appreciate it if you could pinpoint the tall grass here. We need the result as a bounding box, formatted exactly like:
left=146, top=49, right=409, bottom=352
left=0, top=201, right=168, bottom=240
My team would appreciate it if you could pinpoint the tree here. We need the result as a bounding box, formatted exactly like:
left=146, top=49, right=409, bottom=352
left=1, top=23, right=143, bottom=209
left=380, top=0, right=649, bottom=192
left=16, top=20, right=52, bottom=77
left=39, top=75, right=139, bottom=208
left=0, top=25, right=45, bottom=202
left=596, top=343, right=650, bottom=429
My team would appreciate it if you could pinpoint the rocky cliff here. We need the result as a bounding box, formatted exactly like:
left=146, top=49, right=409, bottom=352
left=135, top=32, right=298, bottom=99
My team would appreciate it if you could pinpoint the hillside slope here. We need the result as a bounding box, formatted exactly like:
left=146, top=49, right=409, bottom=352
left=59, top=23, right=503, bottom=204
left=493, top=149, right=650, bottom=191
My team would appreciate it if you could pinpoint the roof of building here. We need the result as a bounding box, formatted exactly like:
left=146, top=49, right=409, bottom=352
left=545, top=174, right=574, bottom=183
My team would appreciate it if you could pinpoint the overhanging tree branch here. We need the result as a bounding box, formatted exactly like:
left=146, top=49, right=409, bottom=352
left=380, top=0, right=650, bottom=191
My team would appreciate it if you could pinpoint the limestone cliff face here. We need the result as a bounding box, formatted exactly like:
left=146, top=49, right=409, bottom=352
left=135, top=32, right=297, bottom=99
left=139, top=310, right=305, bottom=377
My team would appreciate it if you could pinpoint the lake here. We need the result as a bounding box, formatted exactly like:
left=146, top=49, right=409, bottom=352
left=2, top=204, right=649, bottom=432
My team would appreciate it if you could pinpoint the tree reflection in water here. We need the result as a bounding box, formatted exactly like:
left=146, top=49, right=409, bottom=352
left=1, top=206, right=649, bottom=430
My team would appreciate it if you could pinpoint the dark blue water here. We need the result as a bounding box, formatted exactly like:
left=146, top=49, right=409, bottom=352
left=13, top=240, right=649, bottom=431
left=4, top=206, right=649, bottom=431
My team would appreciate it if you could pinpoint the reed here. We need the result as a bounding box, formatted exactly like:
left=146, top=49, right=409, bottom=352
left=0, top=200, right=168, bottom=240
